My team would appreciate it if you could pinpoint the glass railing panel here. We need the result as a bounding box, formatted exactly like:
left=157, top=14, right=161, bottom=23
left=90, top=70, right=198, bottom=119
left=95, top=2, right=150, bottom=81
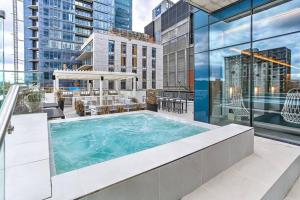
left=0, top=141, right=4, bottom=200
left=0, top=70, right=44, bottom=107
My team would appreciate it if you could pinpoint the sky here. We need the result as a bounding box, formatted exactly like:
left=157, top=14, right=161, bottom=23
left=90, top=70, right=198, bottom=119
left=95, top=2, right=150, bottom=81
left=132, top=0, right=179, bottom=32
left=1, top=0, right=23, bottom=71
left=0, top=0, right=179, bottom=71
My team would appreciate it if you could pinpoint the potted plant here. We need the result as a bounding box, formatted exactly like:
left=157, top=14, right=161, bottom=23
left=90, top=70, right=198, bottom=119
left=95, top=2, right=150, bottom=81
left=24, top=89, right=44, bottom=113
left=146, top=89, right=158, bottom=112
left=100, top=106, right=109, bottom=115
left=117, top=105, right=124, bottom=113
left=56, top=90, right=65, bottom=111
left=75, top=100, right=85, bottom=116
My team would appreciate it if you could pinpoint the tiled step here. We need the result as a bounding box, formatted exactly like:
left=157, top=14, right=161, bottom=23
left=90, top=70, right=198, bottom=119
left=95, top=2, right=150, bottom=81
left=182, top=137, right=300, bottom=200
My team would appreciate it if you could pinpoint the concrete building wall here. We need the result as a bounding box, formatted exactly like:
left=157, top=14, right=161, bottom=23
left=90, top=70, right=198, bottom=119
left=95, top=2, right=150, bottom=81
left=161, top=17, right=193, bottom=90
left=87, top=32, right=163, bottom=90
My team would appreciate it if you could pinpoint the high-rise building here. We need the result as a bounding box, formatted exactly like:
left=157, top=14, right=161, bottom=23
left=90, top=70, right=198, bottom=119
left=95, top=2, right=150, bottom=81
left=23, top=0, right=132, bottom=87
left=144, top=0, right=194, bottom=92
left=114, top=0, right=132, bottom=30
left=76, top=29, right=163, bottom=91
left=152, top=0, right=174, bottom=21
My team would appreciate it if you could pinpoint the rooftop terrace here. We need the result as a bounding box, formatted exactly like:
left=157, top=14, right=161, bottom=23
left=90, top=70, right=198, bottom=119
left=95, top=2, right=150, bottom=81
left=0, top=82, right=298, bottom=200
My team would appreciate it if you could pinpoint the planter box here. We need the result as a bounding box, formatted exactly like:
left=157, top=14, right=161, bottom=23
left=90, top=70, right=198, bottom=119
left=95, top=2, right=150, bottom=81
left=147, top=104, right=158, bottom=112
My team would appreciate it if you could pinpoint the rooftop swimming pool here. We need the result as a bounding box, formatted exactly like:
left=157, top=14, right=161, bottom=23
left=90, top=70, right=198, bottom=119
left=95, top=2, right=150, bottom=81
left=50, top=112, right=209, bottom=174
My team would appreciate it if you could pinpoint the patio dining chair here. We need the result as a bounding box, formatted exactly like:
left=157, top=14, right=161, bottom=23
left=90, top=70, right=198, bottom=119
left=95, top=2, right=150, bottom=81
left=174, top=99, right=183, bottom=114
left=161, top=98, right=167, bottom=111
left=281, top=88, right=300, bottom=124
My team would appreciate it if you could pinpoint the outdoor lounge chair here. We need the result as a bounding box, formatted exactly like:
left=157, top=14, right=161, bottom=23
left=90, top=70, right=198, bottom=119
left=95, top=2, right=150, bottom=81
left=281, top=88, right=300, bottom=124
left=230, top=93, right=249, bottom=120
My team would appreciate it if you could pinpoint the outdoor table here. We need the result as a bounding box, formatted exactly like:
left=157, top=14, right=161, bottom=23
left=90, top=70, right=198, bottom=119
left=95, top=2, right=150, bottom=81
left=43, top=108, right=65, bottom=119
left=42, top=103, right=58, bottom=109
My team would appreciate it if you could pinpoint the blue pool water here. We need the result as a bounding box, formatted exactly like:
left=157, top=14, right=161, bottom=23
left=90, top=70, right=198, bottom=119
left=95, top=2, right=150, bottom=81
left=50, top=113, right=208, bottom=174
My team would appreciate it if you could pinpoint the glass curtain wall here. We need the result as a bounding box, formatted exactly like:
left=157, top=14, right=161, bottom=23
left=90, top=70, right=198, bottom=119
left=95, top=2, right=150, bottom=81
left=194, top=0, right=300, bottom=135
left=114, top=0, right=132, bottom=30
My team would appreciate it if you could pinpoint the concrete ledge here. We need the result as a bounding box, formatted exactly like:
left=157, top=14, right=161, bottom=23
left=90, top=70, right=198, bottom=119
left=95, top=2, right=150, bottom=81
left=5, top=113, right=51, bottom=200
left=50, top=116, right=253, bottom=200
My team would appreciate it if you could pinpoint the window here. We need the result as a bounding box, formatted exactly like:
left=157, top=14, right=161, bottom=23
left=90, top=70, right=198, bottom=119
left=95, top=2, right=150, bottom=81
left=142, top=69, right=147, bottom=89
left=121, top=57, right=126, bottom=67
left=132, top=44, right=137, bottom=56
left=210, top=15, right=251, bottom=50
left=152, top=59, right=156, bottom=69
left=121, top=43, right=126, bottom=66
left=142, top=70, right=147, bottom=80
left=121, top=43, right=126, bottom=54
left=142, top=46, right=147, bottom=57
left=152, top=48, right=156, bottom=69
left=132, top=57, right=137, bottom=68
left=193, top=0, right=300, bottom=137
left=108, top=40, right=115, bottom=53
left=132, top=44, right=137, bottom=71
left=152, top=70, right=156, bottom=80
left=63, top=12, right=74, bottom=22
left=108, top=80, right=114, bottom=90
left=152, top=81, right=156, bottom=89
left=152, top=48, right=156, bottom=58
left=63, top=22, right=73, bottom=31
left=108, top=40, right=115, bottom=65
left=62, top=32, right=73, bottom=41
left=109, top=55, right=114, bottom=65
left=121, top=80, right=126, bottom=90
left=142, top=58, right=147, bottom=68
left=142, top=82, right=147, bottom=89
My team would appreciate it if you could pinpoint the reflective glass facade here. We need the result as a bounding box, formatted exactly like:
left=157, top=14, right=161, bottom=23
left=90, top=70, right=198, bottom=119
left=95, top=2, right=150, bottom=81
left=115, top=0, right=132, bottom=30
left=24, top=0, right=132, bottom=87
left=194, top=0, right=300, bottom=136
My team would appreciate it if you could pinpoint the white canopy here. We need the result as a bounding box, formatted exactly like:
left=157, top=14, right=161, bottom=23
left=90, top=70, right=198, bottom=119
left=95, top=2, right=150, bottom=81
left=53, top=70, right=137, bottom=81
left=53, top=70, right=137, bottom=106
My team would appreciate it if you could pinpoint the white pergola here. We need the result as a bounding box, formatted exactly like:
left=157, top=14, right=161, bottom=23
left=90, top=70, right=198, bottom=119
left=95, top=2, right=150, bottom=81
left=53, top=70, right=138, bottom=105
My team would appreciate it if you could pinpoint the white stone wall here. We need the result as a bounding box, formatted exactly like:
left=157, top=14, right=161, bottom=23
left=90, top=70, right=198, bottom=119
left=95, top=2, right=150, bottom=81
left=87, top=32, right=163, bottom=90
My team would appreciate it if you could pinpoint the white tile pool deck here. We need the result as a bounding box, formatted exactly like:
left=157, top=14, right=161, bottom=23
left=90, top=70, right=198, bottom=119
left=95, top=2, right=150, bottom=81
left=5, top=113, right=51, bottom=200
left=5, top=111, right=300, bottom=200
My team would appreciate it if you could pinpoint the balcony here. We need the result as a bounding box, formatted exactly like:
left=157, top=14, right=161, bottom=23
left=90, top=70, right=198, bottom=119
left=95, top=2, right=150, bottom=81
left=80, top=0, right=93, bottom=3
left=28, top=15, right=38, bottom=20
left=75, top=31, right=90, bottom=37
left=29, top=36, right=39, bottom=41
left=29, top=58, right=39, bottom=62
left=76, top=51, right=92, bottom=61
left=28, top=26, right=38, bottom=31
left=75, top=14, right=93, bottom=21
left=75, top=23, right=93, bottom=30
left=28, top=47, right=39, bottom=51
left=27, top=4, right=38, bottom=10
left=75, top=4, right=93, bottom=12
